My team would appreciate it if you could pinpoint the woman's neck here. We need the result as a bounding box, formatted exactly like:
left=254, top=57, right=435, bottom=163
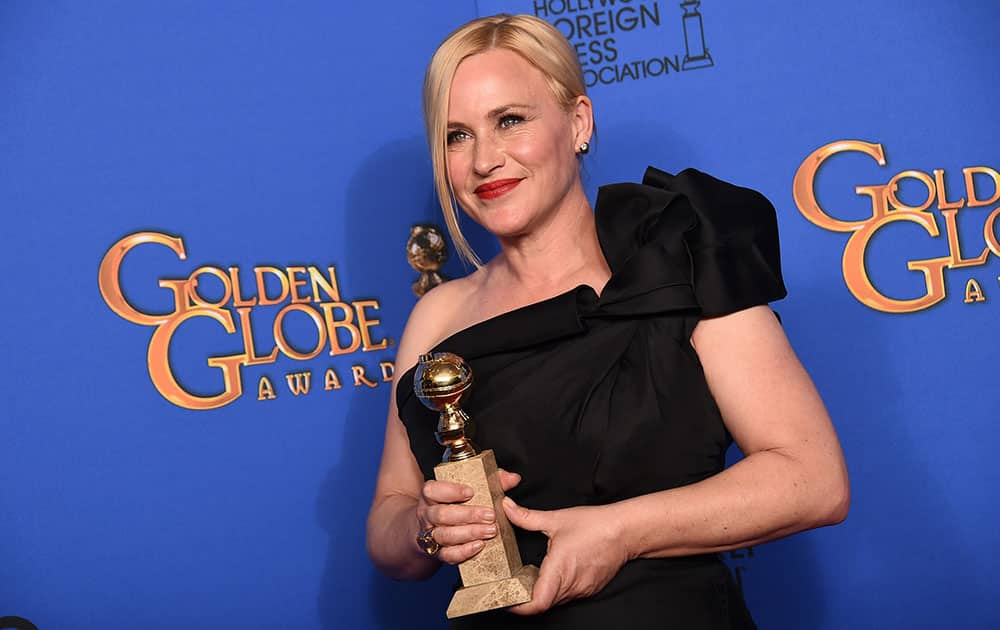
left=489, top=185, right=611, bottom=299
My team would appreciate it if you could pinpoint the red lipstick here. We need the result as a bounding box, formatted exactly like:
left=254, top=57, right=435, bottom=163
left=474, top=178, right=521, bottom=200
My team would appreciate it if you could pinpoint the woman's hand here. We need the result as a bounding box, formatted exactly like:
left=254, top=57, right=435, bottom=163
left=416, top=469, right=521, bottom=565
left=503, top=497, right=630, bottom=615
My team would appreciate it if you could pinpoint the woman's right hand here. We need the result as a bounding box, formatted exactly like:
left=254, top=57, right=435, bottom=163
left=416, top=469, right=521, bottom=565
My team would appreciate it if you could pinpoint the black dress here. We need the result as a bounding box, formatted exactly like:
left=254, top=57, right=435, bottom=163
left=396, top=167, right=786, bottom=629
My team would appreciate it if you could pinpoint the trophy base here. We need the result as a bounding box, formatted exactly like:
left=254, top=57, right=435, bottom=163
left=682, top=54, right=714, bottom=71
left=446, top=564, right=539, bottom=619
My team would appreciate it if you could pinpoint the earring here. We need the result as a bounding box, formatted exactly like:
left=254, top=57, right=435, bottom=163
left=577, top=141, right=590, bottom=155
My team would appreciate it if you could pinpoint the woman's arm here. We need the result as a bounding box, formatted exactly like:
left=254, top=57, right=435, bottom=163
left=366, top=405, right=440, bottom=581
left=366, top=280, right=516, bottom=580
left=365, top=288, right=448, bottom=580
left=505, top=305, right=849, bottom=613
left=615, top=304, right=849, bottom=556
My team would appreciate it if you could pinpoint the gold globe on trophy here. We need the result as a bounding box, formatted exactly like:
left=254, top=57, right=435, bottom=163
left=414, top=352, right=538, bottom=618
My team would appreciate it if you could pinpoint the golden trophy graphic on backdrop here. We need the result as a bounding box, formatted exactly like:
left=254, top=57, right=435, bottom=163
left=414, top=352, right=538, bottom=618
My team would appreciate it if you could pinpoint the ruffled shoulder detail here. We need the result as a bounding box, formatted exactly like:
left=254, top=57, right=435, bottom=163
left=594, top=166, right=786, bottom=317
left=395, top=167, right=787, bottom=415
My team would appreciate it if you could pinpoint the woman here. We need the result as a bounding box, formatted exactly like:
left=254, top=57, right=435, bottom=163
left=367, top=13, right=849, bottom=628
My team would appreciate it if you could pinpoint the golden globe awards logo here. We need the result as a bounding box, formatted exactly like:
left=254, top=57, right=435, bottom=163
left=98, top=231, right=394, bottom=410
left=530, top=0, right=714, bottom=87
left=793, top=140, right=1000, bottom=313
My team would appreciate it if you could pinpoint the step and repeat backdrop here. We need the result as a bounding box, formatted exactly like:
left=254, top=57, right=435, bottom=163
left=2, top=2, right=997, bottom=628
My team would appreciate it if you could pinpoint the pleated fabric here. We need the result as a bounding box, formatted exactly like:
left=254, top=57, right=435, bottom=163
left=396, top=168, right=785, bottom=629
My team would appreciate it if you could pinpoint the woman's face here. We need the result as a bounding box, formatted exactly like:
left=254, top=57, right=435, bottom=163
left=445, top=48, right=590, bottom=240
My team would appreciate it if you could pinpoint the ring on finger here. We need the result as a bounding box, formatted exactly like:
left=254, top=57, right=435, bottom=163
left=416, top=526, right=440, bottom=556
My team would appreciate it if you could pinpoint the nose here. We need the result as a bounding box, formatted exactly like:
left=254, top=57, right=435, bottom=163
left=473, top=132, right=504, bottom=176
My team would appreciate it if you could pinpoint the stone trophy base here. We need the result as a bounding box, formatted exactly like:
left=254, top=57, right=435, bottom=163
left=446, top=564, right=538, bottom=619
left=433, top=449, right=537, bottom=618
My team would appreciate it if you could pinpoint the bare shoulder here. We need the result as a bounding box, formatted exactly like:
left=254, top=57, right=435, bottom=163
left=395, top=272, right=483, bottom=375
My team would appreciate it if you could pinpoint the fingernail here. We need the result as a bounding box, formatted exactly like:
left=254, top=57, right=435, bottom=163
left=484, top=525, right=497, bottom=537
left=462, top=487, right=474, bottom=499
left=472, top=540, right=484, bottom=550
left=480, top=509, right=495, bottom=522
left=503, top=497, right=515, bottom=508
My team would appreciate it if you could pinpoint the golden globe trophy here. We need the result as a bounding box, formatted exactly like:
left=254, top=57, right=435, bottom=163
left=414, top=351, right=538, bottom=618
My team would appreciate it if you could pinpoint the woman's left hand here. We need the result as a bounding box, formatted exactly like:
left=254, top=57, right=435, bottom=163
left=502, top=497, right=630, bottom=615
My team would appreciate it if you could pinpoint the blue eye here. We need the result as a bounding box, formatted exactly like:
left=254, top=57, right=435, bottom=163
left=447, top=130, right=470, bottom=145
left=499, top=114, right=523, bottom=128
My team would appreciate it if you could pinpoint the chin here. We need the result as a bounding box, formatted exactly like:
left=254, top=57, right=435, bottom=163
left=464, top=203, right=535, bottom=238
left=480, top=213, right=536, bottom=240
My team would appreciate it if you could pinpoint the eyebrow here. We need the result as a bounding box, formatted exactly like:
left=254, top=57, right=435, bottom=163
left=447, top=103, right=536, bottom=129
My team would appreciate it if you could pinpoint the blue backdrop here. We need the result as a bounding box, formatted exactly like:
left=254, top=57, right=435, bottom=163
left=2, top=1, right=997, bottom=628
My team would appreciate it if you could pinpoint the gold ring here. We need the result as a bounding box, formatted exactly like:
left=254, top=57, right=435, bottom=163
left=416, top=527, right=440, bottom=556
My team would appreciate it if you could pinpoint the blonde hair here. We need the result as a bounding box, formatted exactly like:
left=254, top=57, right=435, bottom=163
left=423, top=14, right=589, bottom=266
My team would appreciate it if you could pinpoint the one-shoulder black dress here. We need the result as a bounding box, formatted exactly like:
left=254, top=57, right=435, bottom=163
left=396, top=167, right=786, bottom=629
